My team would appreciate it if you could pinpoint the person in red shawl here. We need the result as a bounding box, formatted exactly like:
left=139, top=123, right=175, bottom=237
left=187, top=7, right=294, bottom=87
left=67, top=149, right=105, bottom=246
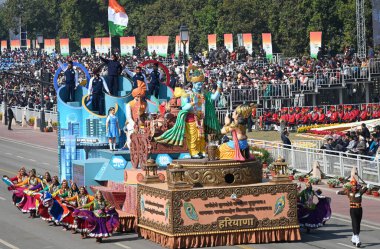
left=343, top=106, right=351, bottom=123
left=329, top=106, right=339, bottom=124
left=359, top=105, right=368, bottom=121
left=317, top=108, right=326, bottom=124
left=301, top=108, right=310, bottom=125
left=280, top=108, right=289, bottom=126
left=311, top=107, right=319, bottom=124
left=295, top=107, right=302, bottom=125
left=288, top=107, right=296, bottom=128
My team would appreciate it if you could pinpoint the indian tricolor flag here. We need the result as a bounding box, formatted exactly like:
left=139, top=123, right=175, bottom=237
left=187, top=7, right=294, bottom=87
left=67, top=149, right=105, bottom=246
left=108, top=0, right=128, bottom=37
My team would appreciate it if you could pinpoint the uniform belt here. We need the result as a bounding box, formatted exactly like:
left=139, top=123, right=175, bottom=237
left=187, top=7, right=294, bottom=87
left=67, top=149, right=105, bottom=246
left=350, top=203, right=361, bottom=208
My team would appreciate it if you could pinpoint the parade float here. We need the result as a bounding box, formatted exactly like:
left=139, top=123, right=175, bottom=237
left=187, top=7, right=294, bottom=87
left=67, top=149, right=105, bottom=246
left=57, top=62, right=300, bottom=248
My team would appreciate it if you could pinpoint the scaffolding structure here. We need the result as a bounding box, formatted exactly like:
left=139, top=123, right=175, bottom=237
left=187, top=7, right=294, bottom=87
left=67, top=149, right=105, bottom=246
left=356, top=0, right=366, bottom=59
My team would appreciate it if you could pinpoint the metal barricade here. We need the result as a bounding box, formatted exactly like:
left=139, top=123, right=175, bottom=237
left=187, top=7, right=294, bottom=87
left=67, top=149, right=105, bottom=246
left=259, top=83, right=290, bottom=98
left=289, top=79, right=316, bottom=93
left=231, top=87, right=259, bottom=104
left=369, top=58, right=380, bottom=77
left=247, top=139, right=380, bottom=185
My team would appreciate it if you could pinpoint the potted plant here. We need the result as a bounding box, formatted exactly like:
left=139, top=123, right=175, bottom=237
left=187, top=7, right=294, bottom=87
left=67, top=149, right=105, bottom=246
left=250, top=147, right=273, bottom=168
left=334, top=175, right=346, bottom=184
left=52, top=122, right=58, bottom=130
left=308, top=176, right=321, bottom=185
left=343, top=182, right=352, bottom=190
left=295, top=173, right=306, bottom=182
left=327, top=178, right=340, bottom=188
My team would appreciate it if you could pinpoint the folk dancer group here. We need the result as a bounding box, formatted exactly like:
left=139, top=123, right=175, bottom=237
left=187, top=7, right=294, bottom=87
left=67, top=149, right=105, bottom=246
left=2, top=167, right=119, bottom=243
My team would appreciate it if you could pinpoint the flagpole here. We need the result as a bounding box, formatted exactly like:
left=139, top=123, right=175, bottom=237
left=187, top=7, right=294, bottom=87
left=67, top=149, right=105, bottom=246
left=109, top=26, right=112, bottom=57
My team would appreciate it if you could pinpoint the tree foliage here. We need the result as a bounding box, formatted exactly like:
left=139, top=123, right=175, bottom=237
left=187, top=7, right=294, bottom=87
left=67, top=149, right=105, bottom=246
left=0, top=0, right=374, bottom=55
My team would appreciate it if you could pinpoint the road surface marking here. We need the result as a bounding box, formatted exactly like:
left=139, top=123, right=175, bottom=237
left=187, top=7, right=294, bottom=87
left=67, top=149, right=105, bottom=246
left=29, top=159, right=36, bottom=162
left=337, top=243, right=358, bottom=249
left=42, top=163, right=49, bottom=165
left=5, top=153, right=12, bottom=155
left=0, top=168, right=17, bottom=175
left=0, top=239, right=20, bottom=249
left=237, top=245, right=254, bottom=249
left=16, top=156, right=24, bottom=159
left=332, top=216, right=380, bottom=230
left=0, top=137, right=57, bottom=153
left=0, top=196, right=6, bottom=201
left=115, top=243, right=132, bottom=249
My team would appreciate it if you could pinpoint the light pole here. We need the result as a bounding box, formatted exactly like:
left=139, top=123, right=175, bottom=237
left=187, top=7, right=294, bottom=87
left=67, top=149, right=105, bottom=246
left=36, top=34, right=46, bottom=132
left=179, top=25, right=189, bottom=85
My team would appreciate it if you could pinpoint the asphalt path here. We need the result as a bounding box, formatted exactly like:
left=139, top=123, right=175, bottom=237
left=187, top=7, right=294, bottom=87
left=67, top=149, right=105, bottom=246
left=0, top=135, right=379, bottom=249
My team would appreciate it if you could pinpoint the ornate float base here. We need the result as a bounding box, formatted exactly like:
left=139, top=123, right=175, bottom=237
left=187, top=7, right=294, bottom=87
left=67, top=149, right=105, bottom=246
left=170, top=158, right=262, bottom=187
left=139, top=226, right=300, bottom=249
left=137, top=182, right=301, bottom=249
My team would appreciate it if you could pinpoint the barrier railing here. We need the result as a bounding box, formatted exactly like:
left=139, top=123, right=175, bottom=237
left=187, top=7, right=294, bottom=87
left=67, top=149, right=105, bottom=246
left=369, top=58, right=380, bottom=76
left=289, top=79, right=316, bottom=93
left=314, top=69, right=344, bottom=87
left=231, top=87, right=259, bottom=104
left=259, top=83, right=291, bottom=98
left=343, top=65, right=370, bottom=82
left=0, top=104, right=58, bottom=124
left=248, top=139, right=380, bottom=185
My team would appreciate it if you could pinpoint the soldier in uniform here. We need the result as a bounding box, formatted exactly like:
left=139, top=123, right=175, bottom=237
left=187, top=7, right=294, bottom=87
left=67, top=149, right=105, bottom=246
left=64, top=61, right=78, bottom=102
left=100, top=54, right=122, bottom=96
left=149, top=63, right=162, bottom=98
left=337, top=177, right=371, bottom=247
left=87, top=69, right=110, bottom=115
left=123, top=66, right=149, bottom=90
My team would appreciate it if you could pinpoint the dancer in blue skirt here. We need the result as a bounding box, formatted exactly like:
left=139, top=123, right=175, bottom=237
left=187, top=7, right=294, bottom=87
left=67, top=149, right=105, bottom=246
left=106, top=107, right=120, bottom=151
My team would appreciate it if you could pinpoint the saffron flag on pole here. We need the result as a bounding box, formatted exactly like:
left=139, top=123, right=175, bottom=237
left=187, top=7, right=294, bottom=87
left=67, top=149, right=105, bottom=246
left=108, top=0, right=128, bottom=36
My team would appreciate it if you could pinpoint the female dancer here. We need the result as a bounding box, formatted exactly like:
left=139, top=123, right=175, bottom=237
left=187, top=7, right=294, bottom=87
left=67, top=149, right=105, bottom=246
left=79, top=191, right=119, bottom=243
left=60, top=181, right=79, bottom=206
left=6, top=167, right=28, bottom=204
left=65, top=186, right=94, bottom=238
left=106, top=107, right=120, bottom=151
left=52, top=179, right=70, bottom=198
left=297, top=180, right=332, bottom=232
left=14, top=169, right=41, bottom=217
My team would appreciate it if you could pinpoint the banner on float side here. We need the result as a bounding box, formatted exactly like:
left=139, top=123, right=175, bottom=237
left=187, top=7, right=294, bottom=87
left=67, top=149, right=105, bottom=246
left=27, top=39, right=31, bottom=49
left=1, top=40, right=7, bottom=51
left=80, top=38, right=91, bottom=53
left=262, top=33, right=273, bottom=60
left=208, top=34, right=217, bottom=51
left=242, top=33, right=252, bottom=54
left=310, top=31, right=322, bottom=59
left=120, top=36, right=135, bottom=56
left=175, top=35, right=189, bottom=57
left=373, top=0, right=380, bottom=46
left=44, top=39, right=56, bottom=54
left=10, top=40, right=20, bottom=50
left=94, top=37, right=111, bottom=54
left=147, top=36, right=169, bottom=57
left=60, top=39, right=70, bottom=56
left=224, top=34, right=233, bottom=52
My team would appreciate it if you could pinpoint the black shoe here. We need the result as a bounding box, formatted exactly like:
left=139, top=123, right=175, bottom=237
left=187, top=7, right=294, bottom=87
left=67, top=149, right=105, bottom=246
left=8, top=128, right=12, bottom=130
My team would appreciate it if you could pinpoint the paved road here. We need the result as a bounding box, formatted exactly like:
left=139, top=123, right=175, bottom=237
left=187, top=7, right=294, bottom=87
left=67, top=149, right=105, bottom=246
left=0, top=128, right=380, bottom=249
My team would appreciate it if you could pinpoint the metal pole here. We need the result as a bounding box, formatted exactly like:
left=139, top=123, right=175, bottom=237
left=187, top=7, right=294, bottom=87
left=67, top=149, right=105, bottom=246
left=182, top=41, right=187, bottom=85
left=40, top=81, right=45, bottom=132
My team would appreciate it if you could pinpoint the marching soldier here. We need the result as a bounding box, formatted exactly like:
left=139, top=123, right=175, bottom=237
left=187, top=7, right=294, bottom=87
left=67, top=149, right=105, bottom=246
left=337, top=176, right=371, bottom=248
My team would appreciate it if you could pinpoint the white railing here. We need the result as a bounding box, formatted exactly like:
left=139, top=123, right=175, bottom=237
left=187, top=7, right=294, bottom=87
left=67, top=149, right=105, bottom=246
left=231, top=87, right=259, bottom=104
left=260, top=83, right=291, bottom=98
left=248, top=139, right=380, bottom=185
left=0, top=103, right=57, bottom=124
left=369, top=58, right=380, bottom=77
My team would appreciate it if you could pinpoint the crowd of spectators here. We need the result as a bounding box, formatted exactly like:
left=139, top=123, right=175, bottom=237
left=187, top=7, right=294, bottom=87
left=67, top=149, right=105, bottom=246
left=0, top=44, right=379, bottom=111
left=320, top=124, right=380, bottom=158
